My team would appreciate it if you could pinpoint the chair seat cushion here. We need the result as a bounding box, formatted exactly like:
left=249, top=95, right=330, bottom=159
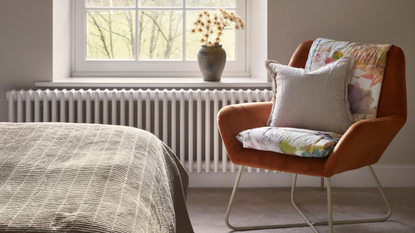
left=237, top=127, right=342, bottom=158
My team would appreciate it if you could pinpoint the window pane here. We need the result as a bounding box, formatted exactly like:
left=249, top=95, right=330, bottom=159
left=86, top=10, right=136, bottom=59
left=138, top=11, right=183, bottom=60
left=86, top=0, right=136, bottom=7
left=186, top=10, right=235, bottom=60
left=186, top=0, right=235, bottom=8
left=139, top=0, right=182, bottom=7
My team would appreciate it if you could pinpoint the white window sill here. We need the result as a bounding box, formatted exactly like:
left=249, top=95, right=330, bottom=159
left=35, top=77, right=271, bottom=89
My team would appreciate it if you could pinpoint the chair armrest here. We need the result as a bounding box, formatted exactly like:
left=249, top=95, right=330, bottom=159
left=217, top=102, right=272, bottom=160
left=325, top=115, right=406, bottom=176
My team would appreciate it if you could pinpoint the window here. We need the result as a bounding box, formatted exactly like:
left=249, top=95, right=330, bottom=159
left=73, top=0, right=247, bottom=76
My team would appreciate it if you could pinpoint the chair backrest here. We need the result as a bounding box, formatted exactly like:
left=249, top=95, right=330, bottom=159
left=288, top=40, right=407, bottom=122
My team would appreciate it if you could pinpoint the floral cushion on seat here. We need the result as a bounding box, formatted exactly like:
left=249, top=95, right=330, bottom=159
left=237, top=127, right=342, bottom=158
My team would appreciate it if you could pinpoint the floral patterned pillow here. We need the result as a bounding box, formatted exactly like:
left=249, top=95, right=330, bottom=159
left=237, top=127, right=342, bottom=158
left=305, top=38, right=392, bottom=122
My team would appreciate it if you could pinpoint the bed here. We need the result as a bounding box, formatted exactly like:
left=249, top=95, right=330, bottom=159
left=0, top=122, right=193, bottom=233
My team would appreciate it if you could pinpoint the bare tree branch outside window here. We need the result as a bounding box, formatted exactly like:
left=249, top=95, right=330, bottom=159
left=85, top=0, right=236, bottom=60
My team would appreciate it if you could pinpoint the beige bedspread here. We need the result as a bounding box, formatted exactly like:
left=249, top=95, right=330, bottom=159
left=0, top=122, right=193, bottom=233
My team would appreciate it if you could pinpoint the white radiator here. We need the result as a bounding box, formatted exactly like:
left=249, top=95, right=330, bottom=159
left=6, top=89, right=273, bottom=174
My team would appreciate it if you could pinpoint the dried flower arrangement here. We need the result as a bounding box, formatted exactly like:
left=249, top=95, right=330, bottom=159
left=191, top=8, right=245, bottom=47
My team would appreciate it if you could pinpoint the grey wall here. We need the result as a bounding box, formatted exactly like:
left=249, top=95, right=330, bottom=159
left=0, top=0, right=53, bottom=121
left=268, top=0, right=415, bottom=166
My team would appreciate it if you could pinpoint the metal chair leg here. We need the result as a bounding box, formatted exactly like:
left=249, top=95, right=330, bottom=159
left=225, top=165, right=392, bottom=232
left=327, top=177, right=333, bottom=233
left=312, top=166, right=392, bottom=227
left=225, top=166, right=310, bottom=230
left=290, top=174, right=319, bottom=233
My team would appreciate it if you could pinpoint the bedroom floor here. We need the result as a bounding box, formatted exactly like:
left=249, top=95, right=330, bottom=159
left=187, top=187, right=415, bottom=233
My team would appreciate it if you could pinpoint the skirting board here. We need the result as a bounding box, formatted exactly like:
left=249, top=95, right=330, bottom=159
left=188, top=165, right=415, bottom=188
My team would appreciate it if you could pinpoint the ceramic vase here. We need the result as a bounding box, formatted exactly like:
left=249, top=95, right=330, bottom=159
left=197, top=44, right=226, bottom=82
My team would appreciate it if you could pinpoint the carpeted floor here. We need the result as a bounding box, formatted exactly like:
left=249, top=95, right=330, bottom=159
left=187, top=187, right=415, bottom=233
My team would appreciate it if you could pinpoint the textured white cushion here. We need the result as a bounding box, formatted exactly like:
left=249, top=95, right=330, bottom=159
left=265, top=54, right=355, bottom=134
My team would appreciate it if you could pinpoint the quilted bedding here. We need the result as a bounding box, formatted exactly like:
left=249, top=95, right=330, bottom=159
left=0, top=122, right=193, bottom=233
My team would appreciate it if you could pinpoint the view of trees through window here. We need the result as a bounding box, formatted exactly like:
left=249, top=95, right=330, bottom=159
left=85, top=0, right=237, bottom=60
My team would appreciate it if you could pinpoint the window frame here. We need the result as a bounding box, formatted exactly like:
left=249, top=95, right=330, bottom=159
left=73, top=0, right=248, bottom=77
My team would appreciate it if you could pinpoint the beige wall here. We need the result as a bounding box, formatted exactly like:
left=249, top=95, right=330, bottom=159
left=0, top=0, right=53, bottom=121
left=53, top=0, right=72, bottom=80
left=268, top=0, right=415, bottom=165
left=249, top=1, right=268, bottom=81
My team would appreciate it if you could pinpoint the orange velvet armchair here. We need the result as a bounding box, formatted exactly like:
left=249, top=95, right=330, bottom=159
left=217, top=40, right=406, bottom=232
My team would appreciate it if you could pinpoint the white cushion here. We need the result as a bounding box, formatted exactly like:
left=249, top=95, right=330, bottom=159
left=265, top=54, right=355, bottom=134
